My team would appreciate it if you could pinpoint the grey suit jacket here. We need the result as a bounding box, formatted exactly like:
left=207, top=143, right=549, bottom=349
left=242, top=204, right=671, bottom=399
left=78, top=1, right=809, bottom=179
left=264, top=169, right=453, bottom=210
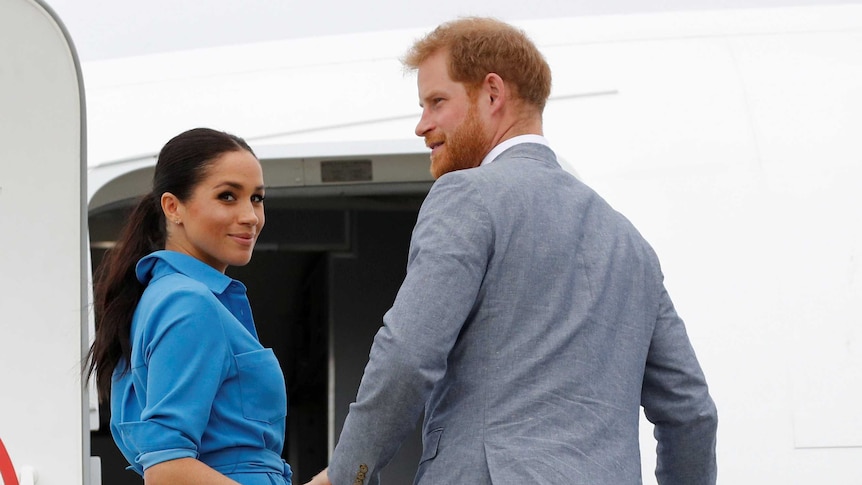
left=329, top=143, right=717, bottom=485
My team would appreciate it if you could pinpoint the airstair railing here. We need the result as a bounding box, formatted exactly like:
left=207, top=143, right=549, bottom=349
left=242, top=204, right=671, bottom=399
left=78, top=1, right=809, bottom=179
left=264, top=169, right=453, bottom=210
left=0, top=436, right=19, bottom=485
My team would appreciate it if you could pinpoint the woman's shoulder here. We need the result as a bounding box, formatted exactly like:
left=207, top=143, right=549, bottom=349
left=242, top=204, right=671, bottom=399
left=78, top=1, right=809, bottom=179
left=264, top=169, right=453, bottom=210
left=132, top=273, right=229, bottom=350
left=143, top=267, right=209, bottom=295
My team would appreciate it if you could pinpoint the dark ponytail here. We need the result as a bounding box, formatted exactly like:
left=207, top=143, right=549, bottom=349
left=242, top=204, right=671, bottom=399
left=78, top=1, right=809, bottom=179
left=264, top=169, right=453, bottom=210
left=87, top=193, right=164, bottom=401
left=85, top=127, right=255, bottom=401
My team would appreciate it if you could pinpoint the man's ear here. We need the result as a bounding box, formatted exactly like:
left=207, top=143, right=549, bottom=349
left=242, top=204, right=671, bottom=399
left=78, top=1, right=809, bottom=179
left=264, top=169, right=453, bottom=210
left=484, top=73, right=507, bottom=112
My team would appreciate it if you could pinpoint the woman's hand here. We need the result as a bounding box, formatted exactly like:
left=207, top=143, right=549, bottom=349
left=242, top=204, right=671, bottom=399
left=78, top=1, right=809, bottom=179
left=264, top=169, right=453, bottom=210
left=304, top=467, right=331, bottom=485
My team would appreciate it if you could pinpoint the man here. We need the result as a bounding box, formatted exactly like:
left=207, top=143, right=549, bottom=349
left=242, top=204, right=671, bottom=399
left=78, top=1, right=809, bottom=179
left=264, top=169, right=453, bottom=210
left=307, top=17, right=717, bottom=485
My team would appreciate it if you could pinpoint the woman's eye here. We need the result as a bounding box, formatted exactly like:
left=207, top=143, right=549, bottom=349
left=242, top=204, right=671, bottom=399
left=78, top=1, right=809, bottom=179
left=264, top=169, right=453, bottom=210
left=252, top=194, right=265, bottom=203
left=219, top=192, right=236, bottom=201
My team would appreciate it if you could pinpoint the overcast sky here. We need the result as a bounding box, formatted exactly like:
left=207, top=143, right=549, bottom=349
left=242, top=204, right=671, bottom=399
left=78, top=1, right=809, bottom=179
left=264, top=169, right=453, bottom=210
left=44, top=0, right=861, bottom=61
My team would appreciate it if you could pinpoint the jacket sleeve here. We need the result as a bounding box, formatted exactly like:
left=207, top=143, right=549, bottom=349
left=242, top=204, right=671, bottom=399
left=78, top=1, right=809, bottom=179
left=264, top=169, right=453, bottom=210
left=329, top=173, right=492, bottom=485
left=641, top=284, right=718, bottom=485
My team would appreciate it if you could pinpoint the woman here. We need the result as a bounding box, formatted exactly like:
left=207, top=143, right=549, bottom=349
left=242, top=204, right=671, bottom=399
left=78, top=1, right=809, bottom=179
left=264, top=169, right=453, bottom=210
left=86, top=128, right=292, bottom=484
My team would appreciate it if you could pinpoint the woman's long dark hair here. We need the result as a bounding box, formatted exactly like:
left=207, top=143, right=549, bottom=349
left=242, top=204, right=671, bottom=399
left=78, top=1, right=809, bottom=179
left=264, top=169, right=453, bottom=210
left=85, top=127, right=255, bottom=401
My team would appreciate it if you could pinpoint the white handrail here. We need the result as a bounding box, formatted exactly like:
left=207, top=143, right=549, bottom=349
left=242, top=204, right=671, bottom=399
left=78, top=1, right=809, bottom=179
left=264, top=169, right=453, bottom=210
left=18, top=466, right=36, bottom=485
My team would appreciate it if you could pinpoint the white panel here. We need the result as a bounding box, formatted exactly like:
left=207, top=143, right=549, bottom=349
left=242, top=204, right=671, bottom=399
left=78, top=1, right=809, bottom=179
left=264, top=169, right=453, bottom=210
left=734, top=31, right=862, bottom=449
left=0, top=1, right=87, bottom=484
left=544, top=36, right=758, bottom=180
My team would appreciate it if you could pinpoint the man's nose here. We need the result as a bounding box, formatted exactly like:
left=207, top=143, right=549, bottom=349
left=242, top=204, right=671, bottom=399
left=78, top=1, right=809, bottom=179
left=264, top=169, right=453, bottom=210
left=415, top=109, right=433, bottom=137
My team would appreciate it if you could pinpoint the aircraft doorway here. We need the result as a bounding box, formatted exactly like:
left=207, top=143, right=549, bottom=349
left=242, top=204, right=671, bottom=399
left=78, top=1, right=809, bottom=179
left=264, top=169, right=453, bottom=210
left=88, top=189, right=430, bottom=484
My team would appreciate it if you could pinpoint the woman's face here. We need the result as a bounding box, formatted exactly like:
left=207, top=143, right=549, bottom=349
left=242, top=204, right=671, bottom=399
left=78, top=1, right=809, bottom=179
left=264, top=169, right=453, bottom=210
left=166, top=149, right=265, bottom=272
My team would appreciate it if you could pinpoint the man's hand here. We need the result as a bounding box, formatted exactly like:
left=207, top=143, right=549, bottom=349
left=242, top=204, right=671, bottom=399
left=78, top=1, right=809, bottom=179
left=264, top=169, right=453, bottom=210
left=303, top=467, right=331, bottom=485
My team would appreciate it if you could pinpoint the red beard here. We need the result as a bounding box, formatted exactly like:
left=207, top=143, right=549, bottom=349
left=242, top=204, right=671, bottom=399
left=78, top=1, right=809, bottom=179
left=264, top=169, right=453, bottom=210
left=428, top=101, right=489, bottom=179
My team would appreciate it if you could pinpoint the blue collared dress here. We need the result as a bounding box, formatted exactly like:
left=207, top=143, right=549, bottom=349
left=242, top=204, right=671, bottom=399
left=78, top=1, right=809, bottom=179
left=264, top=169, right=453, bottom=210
left=110, top=250, right=292, bottom=484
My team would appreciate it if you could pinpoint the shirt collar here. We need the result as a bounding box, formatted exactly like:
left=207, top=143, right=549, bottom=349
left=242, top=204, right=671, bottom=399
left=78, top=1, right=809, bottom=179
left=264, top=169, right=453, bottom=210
left=135, top=250, right=238, bottom=295
left=480, top=134, right=552, bottom=167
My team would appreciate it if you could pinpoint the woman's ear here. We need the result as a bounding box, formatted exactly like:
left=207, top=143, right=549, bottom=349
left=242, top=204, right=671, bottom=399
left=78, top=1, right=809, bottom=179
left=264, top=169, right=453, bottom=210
left=161, top=192, right=182, bottom=225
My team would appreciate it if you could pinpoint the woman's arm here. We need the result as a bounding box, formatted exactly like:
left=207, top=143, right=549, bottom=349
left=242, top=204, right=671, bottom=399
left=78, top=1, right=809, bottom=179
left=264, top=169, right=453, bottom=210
left=144, top=457, right=241, bottom=485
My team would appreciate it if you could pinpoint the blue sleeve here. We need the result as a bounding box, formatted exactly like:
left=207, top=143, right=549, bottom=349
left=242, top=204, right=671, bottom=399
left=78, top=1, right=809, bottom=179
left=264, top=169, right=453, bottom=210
left=120, top=285, right=232, bottom=470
